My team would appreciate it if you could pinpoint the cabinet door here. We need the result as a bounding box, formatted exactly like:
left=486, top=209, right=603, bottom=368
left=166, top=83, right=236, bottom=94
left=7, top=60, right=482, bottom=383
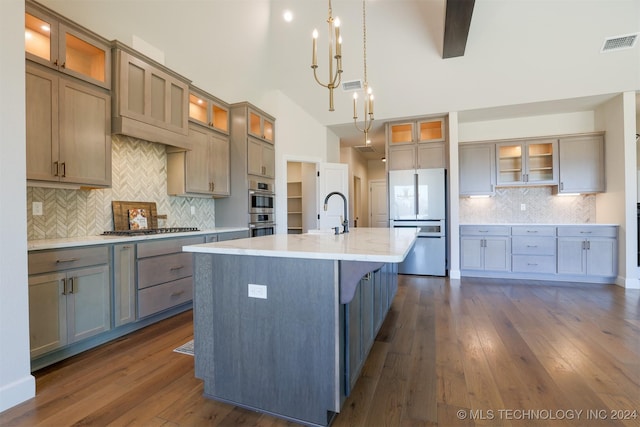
left=67, top=264, right=111, bottom=343
left=25, top=7, right=58, bottom=70
left=58, top=22, right=110, bottom=89
left=388, top=145, right=415, bottom=171
left=262, top=142, right=275, bottom=178
left=483, top=237, right=511, bottom=272
left=210, top=132, right=230, bottom=196
left=459, top=144, right=495, bottom=196
left=496, top=142, right=524, bottom=185
left=113, top=244, right=136, bottom=327
left=417, top=142, right=445, bottom=169
left=460, top=237, right=484, bottom=270
left=58, top=77, right=111, bottom=186
left=26, top=64, right=59, bottom=182
left=525, top=140, right=557, bottom=184
left=558, top=135, right=605, bottom=193
left=586, top=238, right=616, bottom=277
left=28, top=272, right=67, bottom=358
left=185, top=126, right=212, bottom=194
left=557, top=238, right=586, bottom=275
left=417, top=119, right=445, bottom=143
left=247, top=138, right=263, bottom=176
left=388, top=122, right=415, bottom=145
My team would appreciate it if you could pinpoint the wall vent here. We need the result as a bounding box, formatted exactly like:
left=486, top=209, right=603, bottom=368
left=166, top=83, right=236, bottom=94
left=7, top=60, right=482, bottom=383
left=353, top=145, right=376, bottom=153
left=601, top=33, right=638, bottom=52
left=342, top=79, right=363, bottom=91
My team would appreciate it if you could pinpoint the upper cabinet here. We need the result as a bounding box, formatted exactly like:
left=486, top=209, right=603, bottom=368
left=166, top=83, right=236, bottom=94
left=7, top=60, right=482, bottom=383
left=496, top=139, right=558, bottom=186
left=459, top=143, right=496, bottom=196
left=248, top=108, right=275, bottom=144
left=26, top=63, right=111, bottom=187
left=111, top=42, right=191, bottom=149
left=25, top=2, right=111, bottom=90
left=386, top=118, right=446, bottom=171
left=189, top=89, right=229, bottom=134
left=557, top=134, right=605, bottom=194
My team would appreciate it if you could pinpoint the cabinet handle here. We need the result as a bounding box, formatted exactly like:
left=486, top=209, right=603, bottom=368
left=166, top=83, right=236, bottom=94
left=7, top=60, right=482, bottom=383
left=170, top=265, right=184, bottom=271
left=580, top=231, right=592, bottom=234
left=479, top=230, right=489, bottom=233
left=211, top=181, right=215, bottom=190
left=526, top=230, right=538, bottom=233
left=69, top=277, right=77, bottom=294
left=586, top=241, right=591, bottom=250
left=526, top=245, right=538, bottom=248
left=560, top=182, right=564, bottom=191
left=170, top=290, right=185, bottom=297
left=53, top=161, right=59, bottom=176
left=62, top=278, right=68, bottom=295
left=527, top=263, right=538, bottom=266
left=60, top=162, right=66, bottom=177
left=56, top=258, right=79, bottom=263
left=60, top=62, right=66, bottom=69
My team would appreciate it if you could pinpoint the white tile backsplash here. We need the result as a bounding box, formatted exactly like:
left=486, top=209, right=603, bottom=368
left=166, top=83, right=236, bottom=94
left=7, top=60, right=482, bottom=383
left=27, top=135, right=217, bottom=240
left=459, top=186, right=596, bottom=224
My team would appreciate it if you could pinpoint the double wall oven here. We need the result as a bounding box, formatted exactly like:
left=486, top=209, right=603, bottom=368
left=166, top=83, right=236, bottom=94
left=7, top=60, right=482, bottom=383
left=249, top=180, right=275, bottom=237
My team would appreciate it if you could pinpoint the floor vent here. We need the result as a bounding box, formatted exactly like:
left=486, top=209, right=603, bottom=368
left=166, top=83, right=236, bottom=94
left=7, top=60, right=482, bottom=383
left=354, top=145, right=376, bottom=153
left=601, top=33, right=638, bottom=52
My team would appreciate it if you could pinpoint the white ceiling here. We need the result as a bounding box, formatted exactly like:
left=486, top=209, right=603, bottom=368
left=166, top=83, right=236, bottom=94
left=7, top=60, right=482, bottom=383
left=41, top=0, right=640, bottom=159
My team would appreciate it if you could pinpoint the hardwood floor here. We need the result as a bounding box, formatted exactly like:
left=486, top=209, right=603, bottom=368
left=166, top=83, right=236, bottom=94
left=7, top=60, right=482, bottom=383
left=2, top=276, right=638, bottom=426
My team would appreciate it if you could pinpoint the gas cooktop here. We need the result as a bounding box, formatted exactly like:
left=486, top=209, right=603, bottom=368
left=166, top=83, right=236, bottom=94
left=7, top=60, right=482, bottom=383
left=102, top=227, right=199, bottom=236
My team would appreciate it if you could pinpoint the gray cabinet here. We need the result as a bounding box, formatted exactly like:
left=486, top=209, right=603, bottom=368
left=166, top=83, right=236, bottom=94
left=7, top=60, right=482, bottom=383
left=496, top=139, right=558, bottom=186
left=26, top=63, right=111, bottom=187
left=167, top=124, right=230, bottom=197
left=136, top=236, right=204, bottom=318
left=557, top=226, right=617, bottom=278
left=25, top=1, right=111, bottom=89
left=558, top=135, right=605, bottom=194
left=28, top=247, right=110, bottom=358
left=248, top=138, right=275, bottom=178
left=112, top=42, right=191, bottom=149
left=188, top=88, right=229, bottom=134
left=386, top=118, right=446, bottom=171
left=113, top=243, right=136, bottom=327
left=459, top=143, right=496, bottom=196
left=511, top=226, right=556, bottom=274
left=248, top=107, right=275, bottom=143
left=460, top=225, right=511, bottom=272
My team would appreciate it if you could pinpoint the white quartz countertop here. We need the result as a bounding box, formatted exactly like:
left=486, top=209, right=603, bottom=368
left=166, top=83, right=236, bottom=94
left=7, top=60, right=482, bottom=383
left=459, top=223, right=619, bottom=226
left=27, top=227, right=249, bottom=251
left=183, top=227, right=418, bottom=262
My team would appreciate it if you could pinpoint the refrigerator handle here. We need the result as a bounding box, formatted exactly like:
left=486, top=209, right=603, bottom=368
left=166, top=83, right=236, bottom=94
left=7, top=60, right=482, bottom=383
left=414, top=173, right=419, bottom=216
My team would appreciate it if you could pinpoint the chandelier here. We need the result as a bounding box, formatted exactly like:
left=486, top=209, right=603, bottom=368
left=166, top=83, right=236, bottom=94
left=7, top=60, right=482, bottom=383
left=352, top=0, right=374, bottom=143
left=311, top=0, right=343, bottom=111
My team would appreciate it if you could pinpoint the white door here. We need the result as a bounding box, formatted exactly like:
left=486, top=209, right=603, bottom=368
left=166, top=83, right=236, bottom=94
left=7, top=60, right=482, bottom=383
left=369, top=179, right=388, bottom=227
left=317, top=162, right=349, bottom=231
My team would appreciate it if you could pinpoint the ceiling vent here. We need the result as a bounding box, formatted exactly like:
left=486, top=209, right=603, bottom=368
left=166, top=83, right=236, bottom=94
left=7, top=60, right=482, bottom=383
left=601, top=33, right=638, bottom=52
left=342, top=79, right=363, bottom=91
left=353, top=145, right=376, bottom=153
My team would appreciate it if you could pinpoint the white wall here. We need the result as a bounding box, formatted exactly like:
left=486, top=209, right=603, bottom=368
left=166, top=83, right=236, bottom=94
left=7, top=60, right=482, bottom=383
left=0, top=0, right=35, bottom=411
left=595, top=92, right=639, bottom=289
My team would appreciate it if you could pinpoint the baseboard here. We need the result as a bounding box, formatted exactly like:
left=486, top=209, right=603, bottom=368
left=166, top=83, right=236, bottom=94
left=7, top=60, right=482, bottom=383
left=0, top=374, right=35, bottom=412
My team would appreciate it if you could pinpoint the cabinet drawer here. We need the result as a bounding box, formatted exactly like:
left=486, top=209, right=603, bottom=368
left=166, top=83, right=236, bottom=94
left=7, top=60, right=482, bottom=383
left=511, top=226, right=555, bottom=236
left=137, top=236, right=204, bottom=258
left=137, top=252, right=193, bottom=289
left=512, top=255, right=556, bottom=274
left=512, top=236, right=556, bottom=255
left=137, top=277, right=193, bottom=318
left=557, top=226, right=617, bottom=238
left=217, top=230, right=250, bottom=241
left=29, top=246, right=109, bottom=275
left=460, top=225, right=510, bottom=236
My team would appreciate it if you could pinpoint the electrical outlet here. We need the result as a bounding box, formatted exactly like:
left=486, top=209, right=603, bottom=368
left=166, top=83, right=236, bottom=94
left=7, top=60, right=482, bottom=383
left=190, top=206, right=195, bottom=215
left=248, top=284, right=267, bottom=299
left=520, top=203, right=526, bottom=211
left=32, top=202, right=43, bottom=216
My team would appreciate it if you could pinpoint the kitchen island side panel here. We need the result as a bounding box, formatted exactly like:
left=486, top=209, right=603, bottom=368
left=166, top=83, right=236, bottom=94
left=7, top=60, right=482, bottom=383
left=193, top=253, right=340, bottom=426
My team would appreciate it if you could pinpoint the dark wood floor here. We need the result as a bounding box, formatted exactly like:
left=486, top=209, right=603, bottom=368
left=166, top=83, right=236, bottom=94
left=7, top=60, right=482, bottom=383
left=1, top=276, right=639, bottom=426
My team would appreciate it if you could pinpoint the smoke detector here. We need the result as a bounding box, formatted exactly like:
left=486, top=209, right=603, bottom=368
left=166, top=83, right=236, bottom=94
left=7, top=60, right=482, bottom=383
left=342, top=79, right=363, bottom=92
left=601, top=33, right=638, bottom=52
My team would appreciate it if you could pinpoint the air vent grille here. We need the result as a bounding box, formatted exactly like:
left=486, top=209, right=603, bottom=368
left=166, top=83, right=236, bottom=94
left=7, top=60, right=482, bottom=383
left=342, top=79, right=363, bottom=91
left=601, top=33, right=638, bottom=52
left=354, top=145, right=376, bottom=153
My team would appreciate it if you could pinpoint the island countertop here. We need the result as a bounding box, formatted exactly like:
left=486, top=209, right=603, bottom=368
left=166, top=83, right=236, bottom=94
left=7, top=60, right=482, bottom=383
left=183, top=227, right=417, bottom=262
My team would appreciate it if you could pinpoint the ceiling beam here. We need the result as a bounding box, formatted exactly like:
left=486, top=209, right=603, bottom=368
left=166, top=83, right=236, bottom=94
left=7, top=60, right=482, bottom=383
left=443, top=0, right=476, bottom=59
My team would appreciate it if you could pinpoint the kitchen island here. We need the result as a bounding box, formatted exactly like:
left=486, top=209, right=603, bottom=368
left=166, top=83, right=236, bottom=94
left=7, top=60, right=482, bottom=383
left=183, top=228, right=417, bottom=427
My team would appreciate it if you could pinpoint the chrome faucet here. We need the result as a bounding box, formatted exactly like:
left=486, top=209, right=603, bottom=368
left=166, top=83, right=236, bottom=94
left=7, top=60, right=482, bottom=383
left=323, top=191, right=349, bottom=234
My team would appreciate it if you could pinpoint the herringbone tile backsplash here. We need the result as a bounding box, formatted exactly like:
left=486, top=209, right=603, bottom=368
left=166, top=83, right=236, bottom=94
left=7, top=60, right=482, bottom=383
left=27, top=135, right=217, bottom=240
left=459, top=187, right=596, bottom=224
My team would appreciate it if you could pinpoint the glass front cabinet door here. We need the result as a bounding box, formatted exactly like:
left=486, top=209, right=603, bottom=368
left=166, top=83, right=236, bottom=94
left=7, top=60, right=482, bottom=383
left=496, top=139, right=557, bottom=186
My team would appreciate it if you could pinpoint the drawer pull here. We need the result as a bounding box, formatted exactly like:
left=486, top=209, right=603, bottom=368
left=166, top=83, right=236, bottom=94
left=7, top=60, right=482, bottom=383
left=170, top=290, right=185, bottom=297
left=527, top=263, right=539, bottom=266
left=526, top=245, right=538, bottom=248
left=526, top=230, right=538, bottom=233
left=169, top=265, right=185, bottom=271
left=478, top=230, right=489, bottom=233
left=56, top=258, right=79, bottom=263
left=580, top=231, right=592, bottom=234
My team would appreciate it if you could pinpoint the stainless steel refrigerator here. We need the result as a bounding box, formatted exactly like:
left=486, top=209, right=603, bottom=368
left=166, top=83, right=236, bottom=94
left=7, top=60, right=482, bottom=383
left=389, top=168, right=447, bottom=276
